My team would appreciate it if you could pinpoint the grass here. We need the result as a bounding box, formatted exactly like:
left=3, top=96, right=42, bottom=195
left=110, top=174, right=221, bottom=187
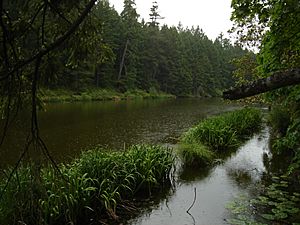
left=178, top=141, right=215, bottom=167
left=0, top=144, right=174, bottom=225
left=39, top=88, right=175, bottom=103
left=178, top=107, right=263, bottom=167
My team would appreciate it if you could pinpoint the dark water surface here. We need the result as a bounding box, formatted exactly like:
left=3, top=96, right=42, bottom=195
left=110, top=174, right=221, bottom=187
left=0, top=98, right=269, bottom=224
left=129, top=127, right=270, bottom=225
left=0, top=98, right=240, bottom=166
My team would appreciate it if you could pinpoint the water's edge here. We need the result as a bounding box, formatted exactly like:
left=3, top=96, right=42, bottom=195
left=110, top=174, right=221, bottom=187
left=128, top=127, right=270, bottom=225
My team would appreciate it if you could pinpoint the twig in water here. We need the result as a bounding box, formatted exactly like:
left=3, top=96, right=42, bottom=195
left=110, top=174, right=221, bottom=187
left=186, top=187, right=197, bottom=213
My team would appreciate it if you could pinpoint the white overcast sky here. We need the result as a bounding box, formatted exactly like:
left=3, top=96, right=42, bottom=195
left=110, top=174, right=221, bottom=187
left=108, top=0, right=233, bottom=41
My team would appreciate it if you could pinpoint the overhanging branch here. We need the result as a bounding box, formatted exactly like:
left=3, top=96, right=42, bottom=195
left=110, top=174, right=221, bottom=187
left=0, top=0, right=96, bottom=80
left=223, top=68, right=300, bottom=100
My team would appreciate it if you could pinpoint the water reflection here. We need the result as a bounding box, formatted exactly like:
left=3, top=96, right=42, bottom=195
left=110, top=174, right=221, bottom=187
left=178, top=165, right=212, bottom=183
left=128, top=127, right=270, bottom=225
left=0, top=98, right=240, bottom=167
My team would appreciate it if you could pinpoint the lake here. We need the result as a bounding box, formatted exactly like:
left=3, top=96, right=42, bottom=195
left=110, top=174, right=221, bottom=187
left=0, top=98, right=240, bottom=166
left=0, top=98, right=269, bottom=224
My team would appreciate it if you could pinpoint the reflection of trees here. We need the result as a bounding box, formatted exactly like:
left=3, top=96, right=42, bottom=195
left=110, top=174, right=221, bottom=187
left=125, top=183, right=174, bottom=223
left=262, top=146, right=294, bottom=176
left=226, top=167, right=254, bottom=188
left=178, top=164, right=213, bottom=183
left=177, top=144, right=247, bottom=184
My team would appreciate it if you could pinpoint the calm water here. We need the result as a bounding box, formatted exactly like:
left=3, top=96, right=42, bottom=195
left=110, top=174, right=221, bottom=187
left=0, top=98, right=240, bottom=166
left=0, top=98, right=269, bottom=224
left=129, top=127, right=270, bottom=225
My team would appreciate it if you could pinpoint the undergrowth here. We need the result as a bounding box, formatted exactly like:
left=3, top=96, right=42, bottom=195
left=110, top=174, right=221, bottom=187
left=0, top=144, right=174, bottom=225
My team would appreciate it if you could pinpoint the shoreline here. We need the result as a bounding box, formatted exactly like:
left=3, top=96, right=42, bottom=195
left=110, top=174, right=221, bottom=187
left=39, top=88, right=176, bottom=103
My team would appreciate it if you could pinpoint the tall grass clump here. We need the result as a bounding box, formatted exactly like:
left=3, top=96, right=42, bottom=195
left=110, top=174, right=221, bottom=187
left=178, top=141, right=215, bottom=167
left=178, top=107, right=262, bottom=167
left=0, top=144, right=174, bottom=225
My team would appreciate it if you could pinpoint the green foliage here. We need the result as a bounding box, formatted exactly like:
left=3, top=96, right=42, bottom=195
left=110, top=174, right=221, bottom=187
left=0, top=144, right=174, bottom=225
left=40, top=165, right=97, bottom=223
left=253, top=179, right=300, bottom=222
left=229, top=2, right=300, bottom=225
left=0, top=0, right=249, bottom=109
left=189, top=118, right=239, bottom=151
left=178, top=107, right=262, bottom=167
left=272, top=109, right=300, bottom=155
left=178, top=141, right=215, bottom=167
left=228, top=176, right=300, bottom=225
left=77, top=145, right=174, bottom=196
left=185, top=107, right=262, bottom=150
left=231, top=0, right=300, bottom=73
left=227, top=195, right=267, bottom=225
left=268, top=106, right=291, bottom=136
left=231, top=53, right=259, bottom=86
left=39, top=88, right=174, bottom=102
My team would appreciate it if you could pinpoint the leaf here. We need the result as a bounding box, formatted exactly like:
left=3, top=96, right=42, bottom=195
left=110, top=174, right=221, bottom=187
left=261, top=213, right=275, bottom=220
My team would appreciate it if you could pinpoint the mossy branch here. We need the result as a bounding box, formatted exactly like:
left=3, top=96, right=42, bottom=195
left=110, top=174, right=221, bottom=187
left=223, top=68, right=300, bottom=100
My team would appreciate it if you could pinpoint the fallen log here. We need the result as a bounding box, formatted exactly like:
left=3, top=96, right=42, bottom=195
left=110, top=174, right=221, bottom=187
left=223, top=68, right=300, bottom=100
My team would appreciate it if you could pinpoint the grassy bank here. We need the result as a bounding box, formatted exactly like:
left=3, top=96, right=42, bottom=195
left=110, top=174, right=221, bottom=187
left=178, top=107, right=263, bottom=167
left=39, top=88, right=175, bottom=103
left=0, top=145, right=174, bottom=225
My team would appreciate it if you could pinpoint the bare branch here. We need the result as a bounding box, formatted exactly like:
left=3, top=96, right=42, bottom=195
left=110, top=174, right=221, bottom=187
left=41, top=2, right=48, bottom=46
left=46, top=0, right=72, bottom=25
left=0, top=0, right=10, bottom=67
left=1, top=0, right=97, bottom=80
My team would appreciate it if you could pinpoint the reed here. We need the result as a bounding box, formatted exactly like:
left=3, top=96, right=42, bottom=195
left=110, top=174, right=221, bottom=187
left=179, top=107, right=262, bottom=167
left=178, top=141, right=215, bottom=167
left=0, top=144, right=174, bottom=225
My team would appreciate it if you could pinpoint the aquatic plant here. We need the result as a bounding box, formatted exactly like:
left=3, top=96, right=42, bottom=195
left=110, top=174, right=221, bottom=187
left=0, top=144, right=174, bottom=225
left=227, top=176, right=300, bottom=225
left=178, top=141, right=215, bottom=167
left=178, top=107, right=262, bottom=167
left=190, top=118, right=239, bottom=151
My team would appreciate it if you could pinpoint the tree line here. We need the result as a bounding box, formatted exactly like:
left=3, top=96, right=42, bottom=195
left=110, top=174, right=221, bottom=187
left=0, top=0, right=249, bottom=98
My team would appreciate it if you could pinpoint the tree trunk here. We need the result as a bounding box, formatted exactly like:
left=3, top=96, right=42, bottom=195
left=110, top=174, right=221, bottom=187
left=94, top=66, right=99, bottom=87
left=118, top=39, right=129, bottom=81
left=223, top=68, right=300, bottom=100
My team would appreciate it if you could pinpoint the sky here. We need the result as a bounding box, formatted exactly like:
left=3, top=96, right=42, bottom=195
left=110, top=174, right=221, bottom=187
left=108, top=0, right=234, bottom=41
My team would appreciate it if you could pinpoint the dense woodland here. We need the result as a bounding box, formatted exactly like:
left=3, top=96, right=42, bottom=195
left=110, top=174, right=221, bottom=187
left=0, top=0, right=300, bottom=224
left=1, top=0, right=248, bottom=98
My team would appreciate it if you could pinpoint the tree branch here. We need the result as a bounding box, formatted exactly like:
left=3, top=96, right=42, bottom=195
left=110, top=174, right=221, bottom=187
left=1, top=0, right=96, bottom=80
left=46, top=0, right=72, bottom=25
left=223, top=68, right=300, bottom=100
left=0, top=0, right=10, bottom=67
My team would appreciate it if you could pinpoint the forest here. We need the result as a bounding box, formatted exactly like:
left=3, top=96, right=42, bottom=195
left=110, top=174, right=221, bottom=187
left=0, top=0, right=300, bottom=224
left=1, top=0, right=248, bottom=100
